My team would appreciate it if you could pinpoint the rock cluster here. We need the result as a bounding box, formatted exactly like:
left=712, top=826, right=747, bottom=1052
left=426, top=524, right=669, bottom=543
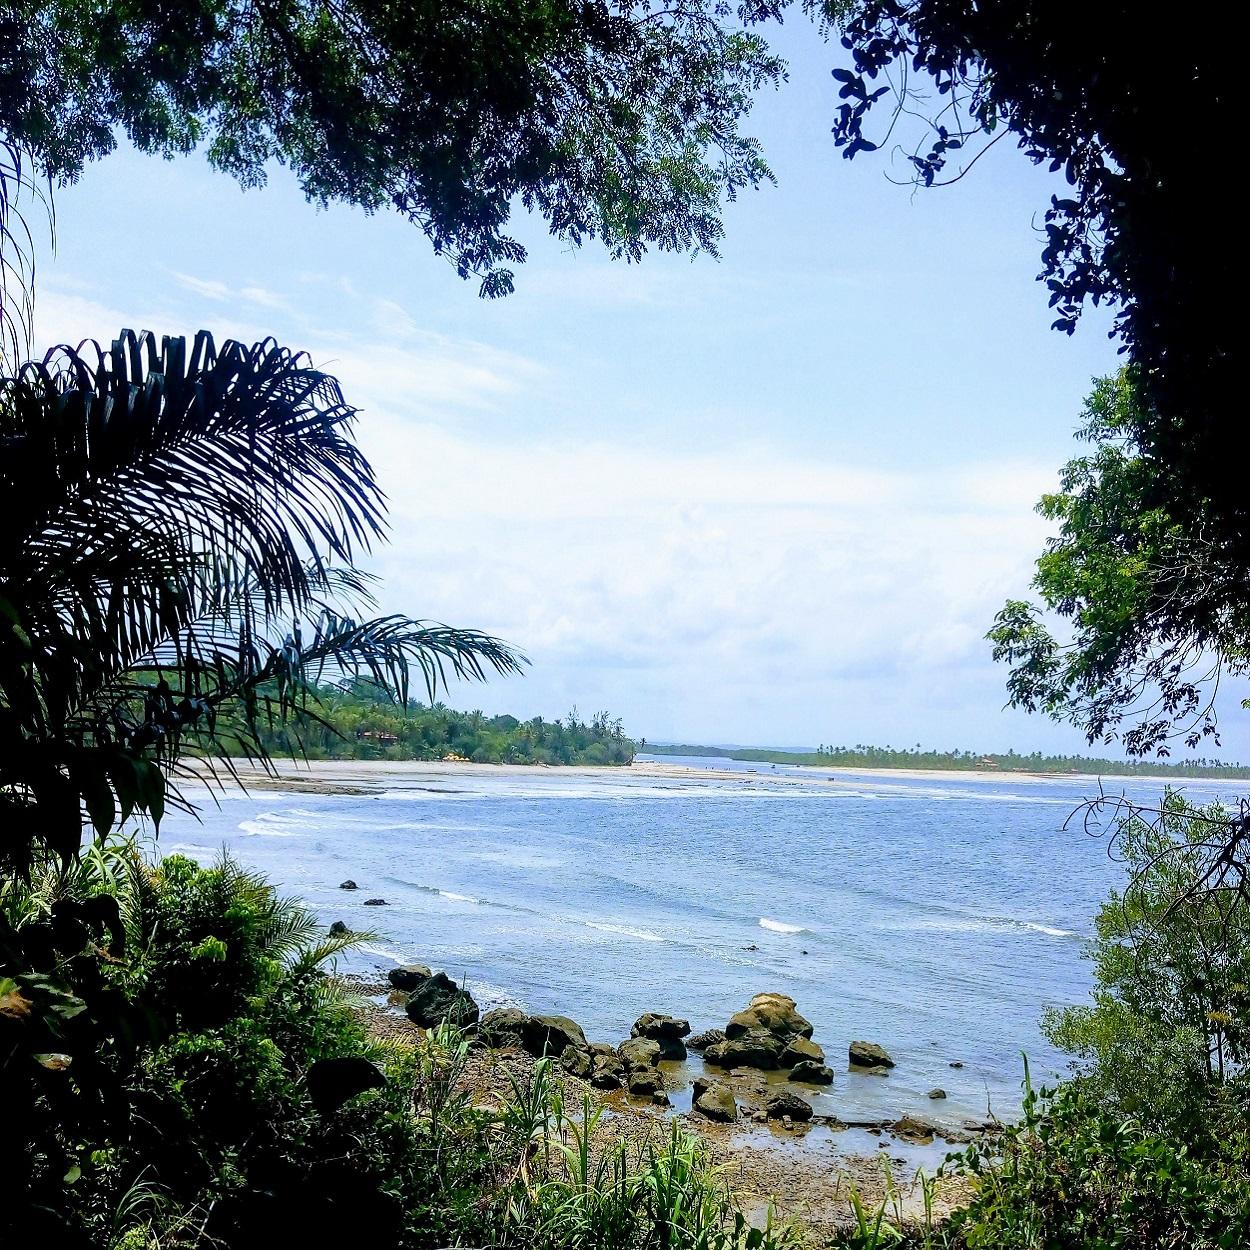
left=704, top=993, right=828, bottom=1082
left=630, top=1012, right=691, bottom=1060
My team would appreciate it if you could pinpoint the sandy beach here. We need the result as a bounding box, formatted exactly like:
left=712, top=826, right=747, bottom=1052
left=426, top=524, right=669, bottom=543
left=178, top=754, right=1091, bottom=796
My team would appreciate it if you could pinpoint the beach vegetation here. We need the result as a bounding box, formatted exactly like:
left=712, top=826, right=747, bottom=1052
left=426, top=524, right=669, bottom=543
left=3, top=839, right=797, bottom=1247
left=244, top=684, right=637, bottom=766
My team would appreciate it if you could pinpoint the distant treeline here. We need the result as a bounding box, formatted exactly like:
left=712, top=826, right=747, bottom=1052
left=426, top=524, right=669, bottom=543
left=642, top=742, right=1250, bottom=779
left=248, top=687, right=636, bottom=766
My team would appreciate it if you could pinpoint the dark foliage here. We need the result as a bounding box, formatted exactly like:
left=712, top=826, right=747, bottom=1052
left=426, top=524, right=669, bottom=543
left=0, top=0, right=790, bottom=300
left=831, top=2, right=1239, bottom=569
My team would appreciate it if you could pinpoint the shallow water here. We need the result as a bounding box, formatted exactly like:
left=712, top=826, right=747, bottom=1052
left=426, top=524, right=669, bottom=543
left=156, top=755, right=1238, bottom=1125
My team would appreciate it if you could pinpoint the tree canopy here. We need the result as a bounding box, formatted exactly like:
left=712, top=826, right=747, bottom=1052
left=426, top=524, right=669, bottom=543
left=989, top=371, right=1250, bottom=758
left=831, top=2, right=1238, bottom=563
left=0, top=0, right=793, bottom=303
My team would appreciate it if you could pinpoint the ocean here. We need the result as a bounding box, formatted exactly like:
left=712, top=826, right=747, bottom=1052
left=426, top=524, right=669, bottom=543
left=154, top=754, right=1235, bottom=1128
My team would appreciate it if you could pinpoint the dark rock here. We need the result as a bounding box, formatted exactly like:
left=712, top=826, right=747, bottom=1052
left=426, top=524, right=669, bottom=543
left=949, top=1060, right=964, bottom=1068
left=891, top=1115, right=937, bottom=1144
left=780, top=1036, right=825, bottom=1066
left=687, top=1029, right=727, bottom=1052
left=339, top=880, right=358, bottom=890
left=928, top=1088, right=947, bottom=1100
left=631, top=1012, right=691, bottom=1059
left=590, top=1056, right=624, bottom=1090
left=704, top=1030, right=784, bottom=1069
left=519, top=1014, right=587, bottom=1058
left=388, top=964, right=433, bottom=992
left=790, top=1061, right=834, bottom=1085
left=362, top=897, right=388, bottom=906
left=693, top=1083, right=737, bottom=1122
left=726, top=992, right=813, bottom=1043
left=651, top=1090, right=670, bottom=1106
left=479, top=1008, right=526, bottom=1048
left=560, top=1046, right=593, bottom=1080
left=627, top=1066, right=665, bottom=1097
left=744, top=943, right=760, bottom=951
left=328, top=921, right=349, bottom=936
left=849, top=1040, right=895, bottom=1069
left=765, top=1092, right=813, bottom=1122
left=618, top=1035, right=662, bottom=1072
left=405, top=972, right=479, bottom=1029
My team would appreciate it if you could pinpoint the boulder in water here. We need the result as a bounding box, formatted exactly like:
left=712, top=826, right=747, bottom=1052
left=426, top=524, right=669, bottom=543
left=849, top=1040, right=895, bottom=1069
left=404, top=972, right=479, bottom=1029
left=339, top=880, right=358, bottom=890
left=328, top=921, right=349, bottom=936
left=388, top=964, right=433, bottom=992
left=626, top=1066, right=664, bottom=1097
left=687, top=1028, right=726, bottom=1052
left=790, top=1060, right=834, bottom=1085
left=928, top=1088, right=947, bottom=1100
left=631, top=1012, right=691, bottom=1059
left=726, top=993, right=813, bottom=1043
left=781, top=1036, right=825, bottom=1066
left=618, top=1035, right=662, bottom=1072
left=892, top=1115, right=937, bottom=1144
left=362, top=897, right=388, bottom=906
left=704, top=1031, right=785, bottom=1069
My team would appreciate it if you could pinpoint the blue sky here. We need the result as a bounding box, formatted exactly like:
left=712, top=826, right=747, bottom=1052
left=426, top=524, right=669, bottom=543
left=31, top=20, right=1250, bottom=758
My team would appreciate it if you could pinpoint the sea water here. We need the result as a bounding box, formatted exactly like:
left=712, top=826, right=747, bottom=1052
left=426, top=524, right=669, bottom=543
left=155, top=755, right=1239, bottom=1126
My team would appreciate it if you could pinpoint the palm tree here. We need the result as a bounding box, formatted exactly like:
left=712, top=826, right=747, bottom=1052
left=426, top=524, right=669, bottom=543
left=0, top=328, right=525, bottom=876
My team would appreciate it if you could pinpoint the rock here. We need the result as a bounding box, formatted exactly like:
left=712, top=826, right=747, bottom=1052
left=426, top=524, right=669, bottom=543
left=744, top=943, right=760, bottom=951
left=693, top=1083, right=738, bottom=1122
left=928, top=1088, right=947, bottom=1100
left=328, top=921, right=349, bottom=936
left=478, top=1008, right=526, bottom=1048
left=560, top=1046, right=593, bottom=1080
left=687, top=1029, right=726, bottom=1052
left=849, top=1040, right=895, bottom=1069
left=627, top=1066, right=664, bottom=1097
left=388, top=964, right=433, bottom=992
left=725, top=992, right=813, bottom=1043
left=590, top=1056, right=624, bottom=1090
left=404, top=972, right=479, bottom=1029
left=891, top=1115, right=937, bottom=1144
left=765, top=1091, right=813, bottom=1122
left=789, top=1061, right=834, bottom=1085
left=949, top=1060, right=964, bottom=1068
left=306, top=1056, right=385, bottom=1113
left=704, top=1030, right=785, bottom=1069
left=519, top=1015, right=587, bottom=1059
left=631, top=1013, right=692, bottom=1059
left=339, top=880, right=358, bottom=890
left=780, top=1036, right=825, bottom=1066
left=618, top=1036, right=662, bottom=1072
left=362, top=897, right=388, bottom=906
left=651, top=1090, right=670, bottom=1107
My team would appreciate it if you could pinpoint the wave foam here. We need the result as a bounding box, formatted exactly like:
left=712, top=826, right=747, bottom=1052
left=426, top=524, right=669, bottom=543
left=583, top=921, right=664, bottom=943
left=759, top=917, right=808, bottom=935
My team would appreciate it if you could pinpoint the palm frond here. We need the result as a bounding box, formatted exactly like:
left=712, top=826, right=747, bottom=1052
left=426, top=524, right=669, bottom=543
left=0, top=330, right=526, bottom=870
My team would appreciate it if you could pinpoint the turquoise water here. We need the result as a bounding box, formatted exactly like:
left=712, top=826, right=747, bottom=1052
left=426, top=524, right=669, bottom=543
left=157, top=756, right=1236, bottom=1126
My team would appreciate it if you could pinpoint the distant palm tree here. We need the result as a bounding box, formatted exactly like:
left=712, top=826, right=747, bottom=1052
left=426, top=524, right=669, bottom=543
left=0, top=329, right=524, bottom=874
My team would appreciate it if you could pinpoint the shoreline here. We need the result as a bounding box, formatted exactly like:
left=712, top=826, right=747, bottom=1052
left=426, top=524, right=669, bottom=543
left=347, top=977, right=975, bottom=1239
left=176, top=754, right=1215, bottom=795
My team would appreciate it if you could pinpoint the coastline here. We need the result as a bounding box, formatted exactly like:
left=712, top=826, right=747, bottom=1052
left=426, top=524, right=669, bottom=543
left=177, top=754, right=1183, bottom=795
left=348, top=976, right=974, bottom=1239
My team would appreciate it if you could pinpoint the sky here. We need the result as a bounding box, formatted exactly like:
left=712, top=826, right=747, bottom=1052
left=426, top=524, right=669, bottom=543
left=28, top=19, right=1250, bottom=758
